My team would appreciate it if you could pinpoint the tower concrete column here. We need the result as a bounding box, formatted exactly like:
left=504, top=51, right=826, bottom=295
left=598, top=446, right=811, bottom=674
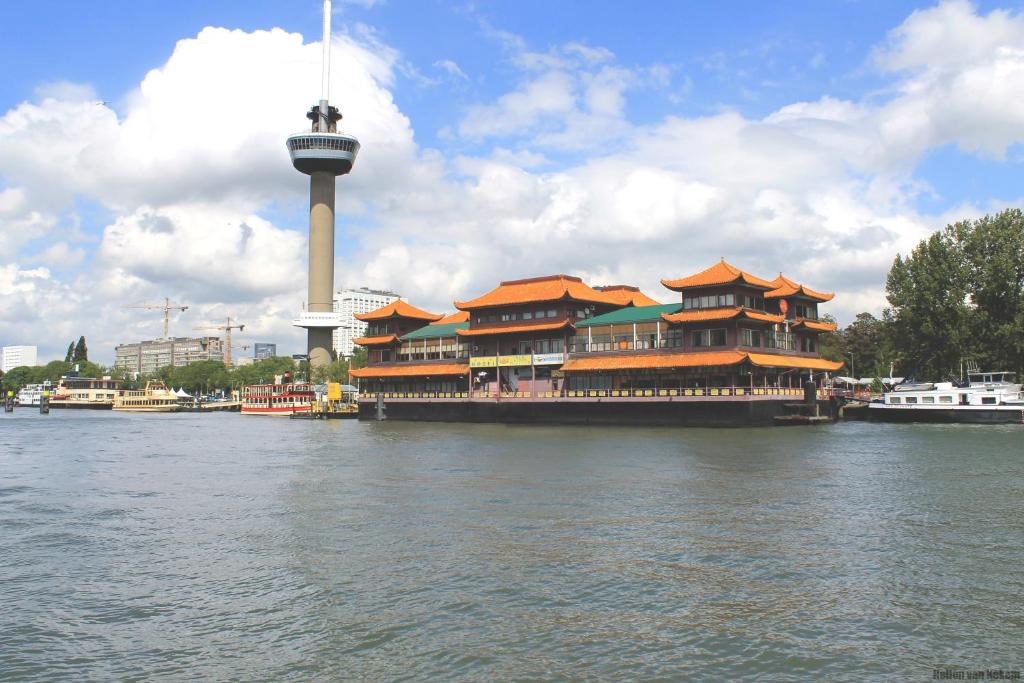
left=307, top=171, right=336, bottom=368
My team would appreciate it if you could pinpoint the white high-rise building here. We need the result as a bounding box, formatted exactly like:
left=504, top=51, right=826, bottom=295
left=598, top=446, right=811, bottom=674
left=333, top=287, right=400, bottom=358
left=1, top=345, right=38, bottom=372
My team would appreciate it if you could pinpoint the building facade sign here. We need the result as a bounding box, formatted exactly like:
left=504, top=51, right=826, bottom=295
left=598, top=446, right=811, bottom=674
left=532, top=353, right=565, bottom=365
left=498, top=354, right=533, bottom=367
left=469, top=356, right=497, bottom=368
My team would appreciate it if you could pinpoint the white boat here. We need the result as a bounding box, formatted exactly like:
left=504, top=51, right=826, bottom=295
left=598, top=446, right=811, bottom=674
left=113, top=381, right=180, bottom=413
left=868, top=371, right=1024, bottom=423
left=15, top=383, right=49, bottom=407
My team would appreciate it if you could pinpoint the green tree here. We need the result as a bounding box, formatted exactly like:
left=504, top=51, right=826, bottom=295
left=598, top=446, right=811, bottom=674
left=73, top=336, right=88, bottom=362
left=885, top=209, right=1024, bottom=379
left=64, top=342, right=75, bottom=363
left=349, top=347, right=368, bottom=370
left=230, top=356, right=296, bottom=387
left=959, top=209, right=1024, bottom=374
left=842, top=312, right=891, bottom=378
left=885, top=229, right=970, bottom=379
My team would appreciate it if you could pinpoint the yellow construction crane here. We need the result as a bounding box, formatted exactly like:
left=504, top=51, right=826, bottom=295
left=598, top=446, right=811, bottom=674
left=193, top=317, right=246, bottom=368
left=123, top=297, right=189, bottom=338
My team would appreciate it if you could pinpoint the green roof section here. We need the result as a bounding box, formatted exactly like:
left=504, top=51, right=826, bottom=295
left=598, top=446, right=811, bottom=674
left=400, top=321, right=469, bottom=340
left=574, top=303, right=681, bottom=327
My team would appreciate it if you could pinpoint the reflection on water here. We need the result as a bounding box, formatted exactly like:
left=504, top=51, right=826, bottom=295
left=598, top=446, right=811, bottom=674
left=1, top=412, right=1021, bottom=680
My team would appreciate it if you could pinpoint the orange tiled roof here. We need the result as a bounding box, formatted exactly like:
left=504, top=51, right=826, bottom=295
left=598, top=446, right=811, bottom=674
left=456, top=319, right=573, bottom=337
left=353, top=334, right=399, bottom=346
left=349, top=362, right=469, bottom=378
left=746, top=352, right=844, bottom=371
left=432, top=311, right=470, bottom=325
left=661, top=308, right=786, bottom=324
left=765, top=274, right=834, bottom=302
left=791, top=319, right=838, bottom=332
left=593, top=285, right=661, bottom=307
left=354, top=300, right=443, bottom=322
left=661, top=259, right=776, bottom=292
left=454, top=274, right=649, bottom=310
left=561, top=351, right=747, bottom=372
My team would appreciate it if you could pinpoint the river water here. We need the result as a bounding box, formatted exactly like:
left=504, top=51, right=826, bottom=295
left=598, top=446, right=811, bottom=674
left=1, top=411, right=1021, bottom=681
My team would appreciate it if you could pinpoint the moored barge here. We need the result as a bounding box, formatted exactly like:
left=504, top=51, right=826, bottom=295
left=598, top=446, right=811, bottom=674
left=868, top=371, right=1024, bottom=424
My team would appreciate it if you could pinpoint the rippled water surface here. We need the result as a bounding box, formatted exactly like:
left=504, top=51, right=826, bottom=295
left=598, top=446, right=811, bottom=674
left=1, top=411, right=1022, bottom=681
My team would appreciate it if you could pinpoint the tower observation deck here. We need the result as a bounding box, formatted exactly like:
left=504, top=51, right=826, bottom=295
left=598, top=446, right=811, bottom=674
left=288, top=0, right=360, bottom=370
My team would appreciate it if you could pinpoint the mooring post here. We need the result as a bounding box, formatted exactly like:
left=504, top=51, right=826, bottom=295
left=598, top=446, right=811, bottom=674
left=803, top=380, right=817, bottom=417
left=40, top=390, right=50, bottom=415
left=375, top=393, right=386, bottom=421
left=4, top=391, right=14, bottom=413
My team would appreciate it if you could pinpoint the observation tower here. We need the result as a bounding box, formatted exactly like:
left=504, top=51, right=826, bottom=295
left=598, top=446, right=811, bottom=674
left=288, top=0, right=360, bottom=369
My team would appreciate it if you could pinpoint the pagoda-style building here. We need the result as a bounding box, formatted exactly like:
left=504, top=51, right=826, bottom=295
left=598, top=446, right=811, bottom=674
left=453, top=275, right=659, bottom=396
left=349, top=302, right=471, bottom=394
left=350, top=262, right=843, bottom=426
left=561, top=260, right=842, bottom=395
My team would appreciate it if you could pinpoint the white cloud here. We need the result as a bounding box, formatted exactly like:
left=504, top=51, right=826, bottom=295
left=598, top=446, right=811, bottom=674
left=3, top=2, right=1024, bottom=363
left=434, top=59, right=468, bottom=80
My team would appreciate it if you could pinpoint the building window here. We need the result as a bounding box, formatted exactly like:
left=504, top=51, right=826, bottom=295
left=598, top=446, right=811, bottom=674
left=683, top=294, right=735, bottom=310
left=523, top=311, right=533, bottom=320
left=740, top=329, right=762, bottom=347
left=661, top=329, right=683, bottom=348
left=795, top=304, right=818, bottom=320
left=800, top=337, right=817, bottom=353
left=535, top=310, right=547, bottom=319
left=692, top=329, right=726, bottom=347
left=737, top=294, right=766, bottom=311
left=547, top=310, right=557, bottom=318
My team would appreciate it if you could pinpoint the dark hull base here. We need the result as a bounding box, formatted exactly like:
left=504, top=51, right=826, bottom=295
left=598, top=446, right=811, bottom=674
left=869, top=407, right=1024, bottom=424
left=48, top=402, right=114, bottom=410
left=360, top=399, right=836, bottom=427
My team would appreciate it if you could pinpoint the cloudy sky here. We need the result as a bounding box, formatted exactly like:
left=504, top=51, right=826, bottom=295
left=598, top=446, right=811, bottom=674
left=1, top=0, right=1023, bottom=364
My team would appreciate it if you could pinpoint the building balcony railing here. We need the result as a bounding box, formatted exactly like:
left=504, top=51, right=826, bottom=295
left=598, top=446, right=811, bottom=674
left=359, top=387, right=834, bottom=401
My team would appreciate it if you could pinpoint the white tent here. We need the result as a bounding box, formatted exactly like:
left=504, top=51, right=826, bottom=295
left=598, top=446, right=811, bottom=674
left=175, top=388, right=192, bottom=398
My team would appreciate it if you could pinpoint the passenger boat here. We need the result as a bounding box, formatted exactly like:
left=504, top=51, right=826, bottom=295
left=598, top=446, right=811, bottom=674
left=240, top=382, right=315, bottom=416
left=50, top=375, right=121, bottom=409
left=112, top=381, right=181, bottom=413
left=868, top=371, right=1024, bottom=423
left=15, top=383, right=47, bottom=407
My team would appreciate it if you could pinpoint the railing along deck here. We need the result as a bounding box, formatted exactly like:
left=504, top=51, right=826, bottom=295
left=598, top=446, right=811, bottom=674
left=359, top=388, right=833, bottom=401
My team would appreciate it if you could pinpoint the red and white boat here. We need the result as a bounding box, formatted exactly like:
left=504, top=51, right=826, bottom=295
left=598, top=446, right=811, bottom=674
left=240, top=382, right=315, bottom=416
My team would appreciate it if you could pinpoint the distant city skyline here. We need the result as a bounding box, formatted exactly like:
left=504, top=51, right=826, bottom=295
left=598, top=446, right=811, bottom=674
left=2, top=0, right=1023, bottom=365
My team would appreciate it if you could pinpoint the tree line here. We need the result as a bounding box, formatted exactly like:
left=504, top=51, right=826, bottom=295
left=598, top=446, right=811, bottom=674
left=814, top=209, right=1023, bottom=381
left=1, top=348, right=368, bottom=395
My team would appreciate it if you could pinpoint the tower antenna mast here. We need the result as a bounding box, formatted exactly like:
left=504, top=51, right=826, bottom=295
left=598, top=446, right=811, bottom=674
left=321, top=0, right=332, bottom=105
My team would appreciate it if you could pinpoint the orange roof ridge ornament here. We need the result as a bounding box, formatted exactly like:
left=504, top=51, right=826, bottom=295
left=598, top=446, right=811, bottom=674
left=661, top=260, right=775, bottom=292
left=354, top=300, right=444, bottom=322
left=499, top=274, right=583, bottom=286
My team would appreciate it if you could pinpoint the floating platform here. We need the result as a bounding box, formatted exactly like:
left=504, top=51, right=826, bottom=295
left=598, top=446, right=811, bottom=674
left=773, top=414, right=832, bottom=426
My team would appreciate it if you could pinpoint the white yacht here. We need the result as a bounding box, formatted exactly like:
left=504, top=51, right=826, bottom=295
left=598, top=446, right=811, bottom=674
left=869, top=371, right=1024, bottom=423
